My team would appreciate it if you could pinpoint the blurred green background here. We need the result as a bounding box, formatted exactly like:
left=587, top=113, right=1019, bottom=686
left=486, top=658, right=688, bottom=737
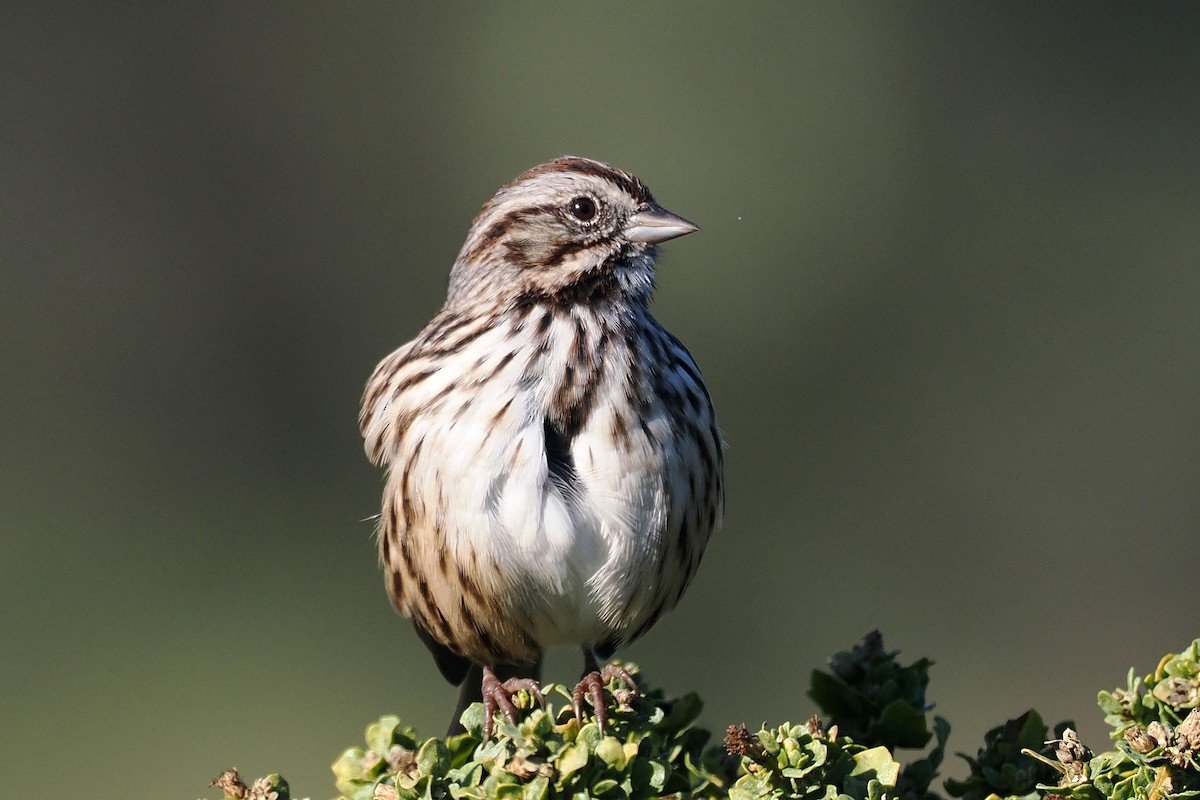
left=3, top=3, right=1198, bottom=797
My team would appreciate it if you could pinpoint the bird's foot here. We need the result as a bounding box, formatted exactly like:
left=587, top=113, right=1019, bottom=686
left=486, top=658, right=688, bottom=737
left=571, top=664, right=639, bottom=735
left=481, top=667, right=544, bottom=739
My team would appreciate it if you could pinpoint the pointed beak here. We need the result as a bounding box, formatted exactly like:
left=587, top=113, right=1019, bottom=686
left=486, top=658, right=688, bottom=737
left=624, top=203, right=700, bottom=244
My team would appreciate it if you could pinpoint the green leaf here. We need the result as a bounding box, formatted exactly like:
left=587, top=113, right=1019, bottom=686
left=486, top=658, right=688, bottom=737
left=458, top=703, right=485, bottom=737
left=591, top=778, right=620, bottom=794
left=474, top=738, right=510, bottom=769
left=493, top=783, right=523, bottom=800
left=333, top=777, right=376, bottom=800
left=416, top=738, right=450, bottom=777
left=557, top=742, right=590, bottom=777
left=577, top=721, right=603, bottom=750
left=595, top=736, right=628, bottom=769
left=260, top=773, right=290, bottom=800
left=366, top=716, right=402, bottom=754
left=865, top=778, right=889, bottom=800
left=523, top=775, right=550, bottom=800
left=445, top=731, right=479, bottom=767
left=332, top=747, right=368, bottom=787
left=852, top=746, right=900, bottom=787
left=810, top=669, right=862, bottom=720
left=630, top=758, right=668, bottom=791
left=450, top=762, right=483, bottom=788
left=729, top=772, right=777, bottom=800
left=872, top=698, right=932, bottom=750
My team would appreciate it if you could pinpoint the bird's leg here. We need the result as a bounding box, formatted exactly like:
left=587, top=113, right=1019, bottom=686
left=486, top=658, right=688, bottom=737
left=448, top=664, right=484, bottom=738
left=480, top=665, right=544, bottom=739
left=447, top=663, right=544, bottom=738
left=571, top=650, right=639, bottom=735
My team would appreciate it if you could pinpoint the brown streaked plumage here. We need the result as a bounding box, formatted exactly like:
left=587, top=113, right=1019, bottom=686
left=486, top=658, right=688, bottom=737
left=360, top=156, right=723, bottom=738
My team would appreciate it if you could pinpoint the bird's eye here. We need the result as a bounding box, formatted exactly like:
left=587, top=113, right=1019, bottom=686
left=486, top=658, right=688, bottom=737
left=567, top=196, right=598, bottom=222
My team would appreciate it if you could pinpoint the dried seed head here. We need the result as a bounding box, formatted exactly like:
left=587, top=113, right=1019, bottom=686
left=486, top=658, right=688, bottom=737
left=1124, top=726, right=1157, bottom=754
left=360, top=750, right=384, bottom=773
left=1043, top=728, right=1092, bottom=783
left=247, top=777, right=280, bottom=800
left=1049, top=728, right=1089, bottom=765
left=1111, top=689, right=1135, bottom=712
left=505, top=754, right=541, bottom=780
left=725, top=724, right=765, bottom=760
left=210, top=769, right=249, bottom=800
left=386, top=745, right=416, bottom=774
left=1147, top=721, right=1172, bottom=747
left=1152, top=677, right=1197, bottom=707
left=1177, top=708, right=1200, bottom=750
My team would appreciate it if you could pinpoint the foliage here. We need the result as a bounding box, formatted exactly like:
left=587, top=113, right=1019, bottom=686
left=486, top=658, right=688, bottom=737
left=942, top=638, right=1200, bottom=800
left=809, top=631, right=937, bottom=752
left=1097, top=638, right=1200, bottom=736
left=329, top=669, right=733, bottom=800
left=943, top=710, right=1071, bottom=800
left=208, top=637, right=1200, bottom=800
left=1068, top=637, right=1200, bottom=800
left=723, top=718, right=900, bottom=800
left=807, top=630, right=949, bottom=800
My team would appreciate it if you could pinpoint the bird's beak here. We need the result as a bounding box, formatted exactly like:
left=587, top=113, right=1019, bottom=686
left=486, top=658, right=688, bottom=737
left=625, top=203, right=700, bottom=244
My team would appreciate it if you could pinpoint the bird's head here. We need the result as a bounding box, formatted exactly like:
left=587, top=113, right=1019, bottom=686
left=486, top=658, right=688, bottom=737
left=445, top=157, right=698, bottom=309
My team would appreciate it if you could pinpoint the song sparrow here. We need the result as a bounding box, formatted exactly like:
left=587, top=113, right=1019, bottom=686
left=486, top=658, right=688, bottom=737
left=360, top=156, right=723, bottom=738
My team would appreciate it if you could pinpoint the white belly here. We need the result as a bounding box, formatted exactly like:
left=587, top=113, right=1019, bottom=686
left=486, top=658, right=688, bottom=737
left=476, top=401, right=671, bottom=648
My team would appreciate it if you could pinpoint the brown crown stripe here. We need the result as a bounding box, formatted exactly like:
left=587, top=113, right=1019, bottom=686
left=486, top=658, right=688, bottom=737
left=520, top=157, right=654, bottom=206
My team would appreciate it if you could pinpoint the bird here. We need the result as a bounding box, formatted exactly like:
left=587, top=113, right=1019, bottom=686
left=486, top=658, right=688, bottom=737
left=359, top=156, right=723, bottom=738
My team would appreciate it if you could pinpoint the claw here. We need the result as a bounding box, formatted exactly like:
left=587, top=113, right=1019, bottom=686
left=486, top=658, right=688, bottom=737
left=481, top=667, right=544, bottom=739
left=571, top=663, right=639, bottom=736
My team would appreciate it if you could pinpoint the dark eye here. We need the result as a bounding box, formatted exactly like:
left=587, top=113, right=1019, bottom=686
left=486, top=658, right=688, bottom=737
left=567, top=196, right=597, bottom=222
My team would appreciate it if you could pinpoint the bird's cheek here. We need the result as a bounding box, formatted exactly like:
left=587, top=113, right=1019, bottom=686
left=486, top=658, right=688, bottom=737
left=502, top=237, right=538, bottom=269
